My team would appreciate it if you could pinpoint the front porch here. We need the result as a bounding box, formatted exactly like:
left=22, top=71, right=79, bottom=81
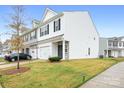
left=52, top=40, right=69, bottom=60
left=104, top=49, right=123, bottom=58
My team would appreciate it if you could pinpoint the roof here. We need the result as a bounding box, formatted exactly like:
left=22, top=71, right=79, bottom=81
left=41, top=8, right=58, bottom=22
left=21, top=8, right=94, bottom=36
left=20, top=26, right=31, bottom=33
left=32, top=19, right=40, bottom=24
left=108, top=36, right=124, bottom=41
left=21, top=12, right=63, bottom=36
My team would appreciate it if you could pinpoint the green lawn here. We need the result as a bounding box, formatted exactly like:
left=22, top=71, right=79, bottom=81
left=0, top=57, right=4, bottom=62
left=0, top=58, right=124, bottom=88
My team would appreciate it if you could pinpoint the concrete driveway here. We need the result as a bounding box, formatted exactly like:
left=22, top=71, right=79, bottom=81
left=80, top=62, right=124, bottom=88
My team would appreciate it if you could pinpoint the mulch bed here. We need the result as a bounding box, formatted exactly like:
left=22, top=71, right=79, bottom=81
left=1, top=67, right=30, bottom=75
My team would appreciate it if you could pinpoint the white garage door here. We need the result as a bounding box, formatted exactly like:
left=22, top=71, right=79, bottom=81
left=31, top=48, right=37, bottom=59
left=40, top=46, right=50, bottom=59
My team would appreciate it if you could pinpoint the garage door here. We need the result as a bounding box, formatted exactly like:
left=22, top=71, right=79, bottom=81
left=31, top=48, right=37, bottom=59
left=40, top=46, right=50, bottom=59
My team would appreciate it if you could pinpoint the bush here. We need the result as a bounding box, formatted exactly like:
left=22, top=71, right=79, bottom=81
left=99, top=55, right=104, bottom=59
left=48, top=57, right=61, bottom=62
left=109, top=56, right=114, bottom=58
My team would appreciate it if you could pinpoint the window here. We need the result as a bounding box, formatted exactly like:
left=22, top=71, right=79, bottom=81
left=108, top=42, right=112, bottom=46
left=29, top=30, right=37, bottom=40
left=119, top=42, right=122, bottom=47
left=94, top=37, right=96, bottom=40
left=65, top=41, right=69, bottom=53
left=113, top=41, right=118, bottom=47
left=40, top=24, right=49, bottom=37
left=88, top=48, right=90, bottom=56
left=25, top=34, right=29, bottom=41
left=54, top=19, right=61, bottom=32
left=123, top=42, right=124, bottom=47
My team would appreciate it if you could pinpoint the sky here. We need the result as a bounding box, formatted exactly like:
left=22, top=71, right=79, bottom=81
left=0, top=5, right=124, bottom=42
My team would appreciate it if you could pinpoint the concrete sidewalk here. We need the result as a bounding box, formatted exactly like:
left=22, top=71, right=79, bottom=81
left=80, top=62, right=124, bottom=88
left=0, top=62, right=6, bottom=65
left=0, top=60, right=36, bottom=69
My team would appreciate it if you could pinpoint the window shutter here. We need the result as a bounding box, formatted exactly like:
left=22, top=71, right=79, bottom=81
left=47, top=24, right=49, bottom=34
left=54, top=21, right=55, bottom=32
left=40, top=28, right=41, bottom=37
left=59, top=19, right=61, bottom=30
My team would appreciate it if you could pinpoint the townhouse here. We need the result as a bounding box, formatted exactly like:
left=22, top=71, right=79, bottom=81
left=99, top=37, right=124, bottom=57
left=2, top=39, right=11, bottom=55
left=21, top=8, right=99, bottom=59
left=0, top=41, right=3, bottom=56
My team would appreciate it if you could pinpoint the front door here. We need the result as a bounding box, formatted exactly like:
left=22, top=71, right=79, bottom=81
left=58, top=45, right=63, bottom=59
left=108, top=50, right=111, bottom=57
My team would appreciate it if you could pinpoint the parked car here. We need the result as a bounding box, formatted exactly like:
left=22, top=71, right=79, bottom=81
left=4, top=53, right=32, bottom=62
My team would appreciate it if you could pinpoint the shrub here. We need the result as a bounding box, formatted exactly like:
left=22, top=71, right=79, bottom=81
left=109, top=56, right=114, bottom=58
left=99, top=55, right=104, bottom=59
left=48, top=57, right=61, bottom=62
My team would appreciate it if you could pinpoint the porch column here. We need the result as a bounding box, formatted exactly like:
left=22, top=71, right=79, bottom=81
left=63, top=40, right=65, bottom=60
left=106, top=40, right=109, bottom=57
left=50, top=43, right=53, bottom=57
left=106, top=49, right=108, bottom=57
left=36, top=45, right=38, bottom=59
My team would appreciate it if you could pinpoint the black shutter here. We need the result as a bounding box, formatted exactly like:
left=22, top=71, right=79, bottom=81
left=59, top=19, right=61, bottom=30
left=40, top=28, right=41, bottom=37
left=54, top=21, right=55, bottom=32
left=47, top=24, right=49, bottom=34
left=35, top=30, right=37, bottom=38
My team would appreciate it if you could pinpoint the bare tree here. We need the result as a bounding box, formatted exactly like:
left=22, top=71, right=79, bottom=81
left=8, top=6, right=27, bottom=69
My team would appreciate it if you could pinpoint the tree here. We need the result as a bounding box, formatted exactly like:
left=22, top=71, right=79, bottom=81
left=8, top=6, right=27, bottom=69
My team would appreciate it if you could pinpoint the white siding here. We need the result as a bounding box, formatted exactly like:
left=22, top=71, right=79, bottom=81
left=37, top=16, right=64, bottom=41
left=111, top=50, right=118, bottom=57
left=99, top=38, right=108, bottom=56
left=63, top=12, right=99, bottom=59
left=42, top=9, right=57, bottom=22
left=121, top=50, right=124, bottom=56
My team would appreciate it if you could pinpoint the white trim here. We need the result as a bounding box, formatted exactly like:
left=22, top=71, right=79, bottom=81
left=41, top=8, right=58, bottom=22
left=62, top=40, right=65, bottom=59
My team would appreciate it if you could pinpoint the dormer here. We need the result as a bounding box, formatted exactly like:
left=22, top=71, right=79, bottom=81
left=32, top=19, right=40, bottom=28
left=41, top=8, right=58, bottom=22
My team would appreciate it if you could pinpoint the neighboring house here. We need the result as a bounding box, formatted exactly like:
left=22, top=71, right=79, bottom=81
left=21, top=8, right=99, bottom=59
left=0, top=41, right=2, bottom=52
left=99, top=37, right=124, bottom=57
left=2, top=39, right=11, bottom=55
left=0, top=41, right=3, bottom=57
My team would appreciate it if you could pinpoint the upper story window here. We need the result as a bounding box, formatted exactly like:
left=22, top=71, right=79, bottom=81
left=113, top=41, right=118, bottom=47
left=25, top=34, right=29, bottom=41
left=30, top=30, right=37, bottom=40
left=54, top=19, right=61, bottom=32
left=108, top=42, right=112, bottom=46
left=119, top=42, right=122, bottom=47
left=23, top=30, right=37, bottom=42
left=40, top=24, right=49, bottom=37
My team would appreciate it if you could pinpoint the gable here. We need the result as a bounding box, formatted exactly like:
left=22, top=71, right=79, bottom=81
left=121, top=38, right=124, bottom=41
left=42, top=8, right=58, bottom=22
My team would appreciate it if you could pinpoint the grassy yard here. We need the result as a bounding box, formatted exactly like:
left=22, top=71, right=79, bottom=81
left=0, top=58, right=124, bottom=88
left=0, top=57, right=4, bottom=62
